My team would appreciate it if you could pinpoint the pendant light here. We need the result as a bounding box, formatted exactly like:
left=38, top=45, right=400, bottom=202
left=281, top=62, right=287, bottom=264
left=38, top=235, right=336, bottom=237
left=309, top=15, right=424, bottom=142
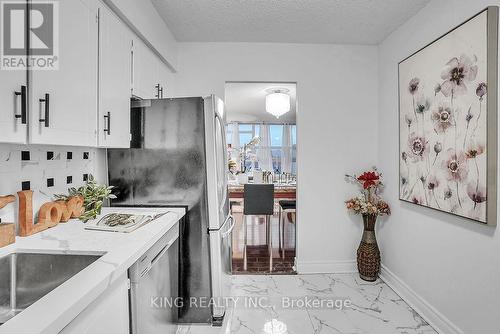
left=265, top=90, right=290, bottom=118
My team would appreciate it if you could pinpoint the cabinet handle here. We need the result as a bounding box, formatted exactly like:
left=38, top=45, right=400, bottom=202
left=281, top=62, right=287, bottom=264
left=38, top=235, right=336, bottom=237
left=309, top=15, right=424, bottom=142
left=159, top=86, right=164, bottom=99
left=155, top=83, right=161, bottom=98
left=14, top=85, right=27, bottom=124
left=104, top=111, right=111, bottom=135
left=39, top=93, right=50, bottom=127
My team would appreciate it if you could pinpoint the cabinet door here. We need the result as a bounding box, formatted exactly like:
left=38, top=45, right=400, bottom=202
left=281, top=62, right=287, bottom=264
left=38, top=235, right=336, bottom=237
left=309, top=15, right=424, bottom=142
left=98, top=5, right=131, bottom=148
left=132, top=39, right=159, bottom=99
left=0, top=70, right=28, bottom=143
left=29, top=0, right=98, bottom=146
left=157, top=61, right=174, bottom=98
left=60, top=273, right=129, bottom=334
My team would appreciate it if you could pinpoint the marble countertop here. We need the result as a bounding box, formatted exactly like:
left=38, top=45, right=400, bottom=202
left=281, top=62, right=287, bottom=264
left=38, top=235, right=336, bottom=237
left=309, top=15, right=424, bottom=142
left=0, top=207, right=186, bottom=334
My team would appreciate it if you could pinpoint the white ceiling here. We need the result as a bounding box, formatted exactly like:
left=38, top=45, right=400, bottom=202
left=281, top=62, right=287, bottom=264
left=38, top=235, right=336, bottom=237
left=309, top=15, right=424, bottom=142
left=151, top=0, right=430, bottom=44
left=225, top=82, right=297, bottom=123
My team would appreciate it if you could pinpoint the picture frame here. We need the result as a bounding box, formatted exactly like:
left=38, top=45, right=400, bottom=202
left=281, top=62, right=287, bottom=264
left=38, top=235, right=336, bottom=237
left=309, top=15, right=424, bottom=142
left=398, top=7, right=498, bottom=225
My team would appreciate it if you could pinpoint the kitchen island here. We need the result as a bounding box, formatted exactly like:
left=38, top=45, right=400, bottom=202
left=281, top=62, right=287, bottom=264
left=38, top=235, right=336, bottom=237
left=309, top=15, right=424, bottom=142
left=0, top=207, right=185, bottom=334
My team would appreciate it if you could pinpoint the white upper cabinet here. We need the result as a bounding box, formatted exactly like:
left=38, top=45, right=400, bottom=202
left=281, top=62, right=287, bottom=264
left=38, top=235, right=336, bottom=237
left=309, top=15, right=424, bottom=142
left=0, top=0, right=173, bottom=147
left=29, top=0, right=98, bottom=147
left=132, top=39, right=159, bottom=99
left=132, top=39, right=173, bottom=100
left=157, top=60, right=173, bottom=98
left=0, top=70, right=28, bottom=144
left=98, top=4, right=132, bottom=148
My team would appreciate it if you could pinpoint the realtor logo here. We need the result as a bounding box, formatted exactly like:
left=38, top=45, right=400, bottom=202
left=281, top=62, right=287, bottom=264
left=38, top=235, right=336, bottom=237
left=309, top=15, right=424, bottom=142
left=1, top=0, right=59, bottom=70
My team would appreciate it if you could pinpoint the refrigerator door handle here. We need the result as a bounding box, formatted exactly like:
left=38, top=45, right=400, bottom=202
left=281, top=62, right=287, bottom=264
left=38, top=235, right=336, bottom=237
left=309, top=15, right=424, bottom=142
left=221, top=215, right=234, bottom=238
left=215, top=112, right=228, bottom=214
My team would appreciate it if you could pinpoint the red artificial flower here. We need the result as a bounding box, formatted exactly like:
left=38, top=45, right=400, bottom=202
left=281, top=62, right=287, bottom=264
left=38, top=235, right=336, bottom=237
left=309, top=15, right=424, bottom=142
left=357, top=171, right=379, bottom=189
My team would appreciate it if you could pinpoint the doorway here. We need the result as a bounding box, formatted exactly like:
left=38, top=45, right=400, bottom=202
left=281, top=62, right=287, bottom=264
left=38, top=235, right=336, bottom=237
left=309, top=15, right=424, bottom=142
left=224, top=82, right=298, bottom=274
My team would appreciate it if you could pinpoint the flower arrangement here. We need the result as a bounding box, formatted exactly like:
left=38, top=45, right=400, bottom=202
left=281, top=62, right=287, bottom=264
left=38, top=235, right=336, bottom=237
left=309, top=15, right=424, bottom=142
left=345, top=168, right=390, bottom=216
left=239, top=136, right=260, bottom=173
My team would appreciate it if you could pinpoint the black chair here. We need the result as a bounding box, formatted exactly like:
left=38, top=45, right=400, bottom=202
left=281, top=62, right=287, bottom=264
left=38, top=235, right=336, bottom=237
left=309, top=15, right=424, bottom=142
left=243, top=184, right=275, bottom=272
left=278, top=200, right=296, bottom=259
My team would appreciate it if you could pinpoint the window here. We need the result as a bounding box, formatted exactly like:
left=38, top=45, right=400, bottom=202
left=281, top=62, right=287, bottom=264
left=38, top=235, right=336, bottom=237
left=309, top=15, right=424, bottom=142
left=227, top=124, right=261, bottom=172
left=227, top=123, right=297, bottom=175
left=291, top=125, right=297, bottom=175
left=227, top=123, right=260, bottom=147
left=269, top=124, right=297, bottom=173
left=270, top=125, right=283, bottom=146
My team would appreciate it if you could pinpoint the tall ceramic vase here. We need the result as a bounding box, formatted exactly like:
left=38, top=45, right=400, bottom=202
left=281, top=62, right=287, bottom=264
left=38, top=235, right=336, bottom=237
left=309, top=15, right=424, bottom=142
left=357, top=214, right=380, bottom=282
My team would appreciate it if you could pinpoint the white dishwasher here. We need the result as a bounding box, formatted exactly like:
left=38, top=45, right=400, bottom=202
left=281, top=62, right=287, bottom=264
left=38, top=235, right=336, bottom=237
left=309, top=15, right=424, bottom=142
left=129, top=222, right=179, bottom=334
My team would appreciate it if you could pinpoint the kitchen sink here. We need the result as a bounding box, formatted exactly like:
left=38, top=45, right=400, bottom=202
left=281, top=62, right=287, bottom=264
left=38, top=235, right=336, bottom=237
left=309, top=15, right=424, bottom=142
left=0, top=252, right=102, bottom=324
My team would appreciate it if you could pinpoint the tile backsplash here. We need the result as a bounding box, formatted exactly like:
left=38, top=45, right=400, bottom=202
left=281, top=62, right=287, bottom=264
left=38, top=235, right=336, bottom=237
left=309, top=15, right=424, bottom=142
left=0, top=144, right=106, bottom=227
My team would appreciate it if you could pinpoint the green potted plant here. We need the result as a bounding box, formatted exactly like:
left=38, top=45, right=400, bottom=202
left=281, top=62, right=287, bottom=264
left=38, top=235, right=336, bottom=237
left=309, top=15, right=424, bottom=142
left=55, top=175, right=116, bottom=223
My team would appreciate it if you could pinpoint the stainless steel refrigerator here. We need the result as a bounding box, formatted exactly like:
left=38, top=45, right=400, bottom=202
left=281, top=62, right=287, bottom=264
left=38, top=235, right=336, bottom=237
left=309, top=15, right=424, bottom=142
left=107, top=96, right=233, bottom=325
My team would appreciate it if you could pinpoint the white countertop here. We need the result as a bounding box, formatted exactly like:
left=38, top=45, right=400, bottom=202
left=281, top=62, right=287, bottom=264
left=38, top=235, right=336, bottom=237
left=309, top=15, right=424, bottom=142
left=0, top=207, right=186, bottom=334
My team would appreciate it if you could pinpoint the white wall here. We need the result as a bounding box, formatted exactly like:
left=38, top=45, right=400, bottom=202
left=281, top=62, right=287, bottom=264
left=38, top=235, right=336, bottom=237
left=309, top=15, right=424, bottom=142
left=0, top=144, right=106, bottom=229
left=378, top=1, right=500, bottom=333
left=175, top=42, right=379, bottom=272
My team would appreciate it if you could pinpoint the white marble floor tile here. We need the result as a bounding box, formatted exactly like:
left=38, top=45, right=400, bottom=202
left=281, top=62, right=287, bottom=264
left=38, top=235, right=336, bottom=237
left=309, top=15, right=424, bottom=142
left=268, top=309, right=315, bottom=334
left=178, top=273, right=438, bottom=334
left=177, top=324, right=228, bottom=334
left=231, top=307, right=275, bottom=334
left=307, top=308, right=365, bottom=333
left=229, top=275, right=282, bottom=297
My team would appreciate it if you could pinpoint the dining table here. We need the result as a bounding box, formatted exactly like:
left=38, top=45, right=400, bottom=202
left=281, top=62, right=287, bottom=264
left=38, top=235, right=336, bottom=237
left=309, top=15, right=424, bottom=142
left=228, top=182, right=296, bottom=199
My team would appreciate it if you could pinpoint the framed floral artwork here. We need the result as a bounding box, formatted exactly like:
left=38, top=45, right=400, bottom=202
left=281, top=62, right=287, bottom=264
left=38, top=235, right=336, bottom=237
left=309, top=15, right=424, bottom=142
left=399, top=7, right=498, bottom=225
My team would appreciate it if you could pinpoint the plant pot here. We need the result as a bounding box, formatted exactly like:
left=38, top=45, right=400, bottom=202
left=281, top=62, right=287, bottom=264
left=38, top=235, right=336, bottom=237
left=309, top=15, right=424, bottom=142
left=0, top=223, right=15, bottom=248
left=357, top=214, right=380, bottom=282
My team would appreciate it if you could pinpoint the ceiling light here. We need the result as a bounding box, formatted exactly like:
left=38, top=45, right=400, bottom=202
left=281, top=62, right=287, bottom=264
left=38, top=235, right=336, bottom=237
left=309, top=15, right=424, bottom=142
left=266, top=90, right=290, bottom=119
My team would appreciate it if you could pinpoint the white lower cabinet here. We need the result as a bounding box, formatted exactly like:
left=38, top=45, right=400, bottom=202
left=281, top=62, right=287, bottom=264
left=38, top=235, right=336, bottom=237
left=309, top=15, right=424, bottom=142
left=60, top=273, right=129, bottom=334
left=98, top=4, right=132, bottom=148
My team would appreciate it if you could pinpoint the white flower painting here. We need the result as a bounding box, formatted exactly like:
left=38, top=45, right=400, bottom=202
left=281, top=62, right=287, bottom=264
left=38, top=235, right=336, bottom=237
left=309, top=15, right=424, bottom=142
left=399, top=8, right=497, bottom=224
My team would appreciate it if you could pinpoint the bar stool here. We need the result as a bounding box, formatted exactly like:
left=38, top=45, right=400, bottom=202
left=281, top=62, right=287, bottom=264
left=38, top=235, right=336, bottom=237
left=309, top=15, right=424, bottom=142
left=278, top=200, right=296, bottom=259
left=243, top=184, right=275, bottom=272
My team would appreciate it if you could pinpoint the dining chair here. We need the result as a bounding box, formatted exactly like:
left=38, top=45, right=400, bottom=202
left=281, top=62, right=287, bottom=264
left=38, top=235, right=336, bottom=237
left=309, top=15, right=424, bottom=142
left=243, top=184, right=275, bottom=272
left=278, top=200, right=296, bottom=259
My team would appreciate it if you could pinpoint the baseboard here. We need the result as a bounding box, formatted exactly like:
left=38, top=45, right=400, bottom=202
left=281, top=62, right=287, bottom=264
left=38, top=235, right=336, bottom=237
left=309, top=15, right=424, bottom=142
left=379, top=264, right=464, bottom=334
left=296, top=260, right=357, bottom=274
